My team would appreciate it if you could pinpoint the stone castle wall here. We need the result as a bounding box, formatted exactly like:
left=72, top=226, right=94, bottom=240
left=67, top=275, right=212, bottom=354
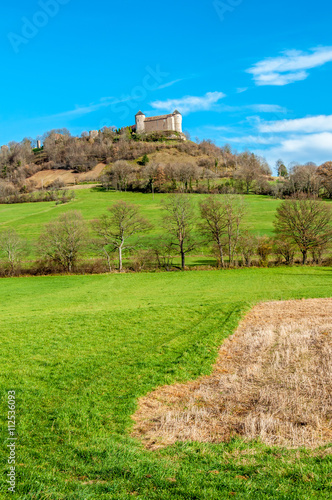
left=135, top=111, right=182, bottom=134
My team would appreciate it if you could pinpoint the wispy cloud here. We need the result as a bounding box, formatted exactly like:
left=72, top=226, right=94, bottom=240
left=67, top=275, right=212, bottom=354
left=247, top=47, right=332, bottom=86
left=218, top=135, right=279, bottom=145
left=157, top=79, right=184, bottom=90
left=259, top=114, right=332, bottom=133
left=150, top=91, right=226, bottom=115
left=248, top=104, right=287, bottom=113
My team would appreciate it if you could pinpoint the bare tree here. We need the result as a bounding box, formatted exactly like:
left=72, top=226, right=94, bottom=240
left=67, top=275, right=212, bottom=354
left=176, top=163, right=199, bottom=192
left=110, top=160, right=135, bottom=191
left=235, top=152, right=271, bottom=194
left=143, top=162, right=159, bottom=197
left=237, top=231, right=258, bottom=267
left=93, top=201, right=152, bottom=272
left=288, top=164, right=321, bottom=196
left=0, top=229, right=26, bottom=275
left=162, top=195, right=196, bottom=270
left=274, top=197, right=332, bottom=265
left=317, top=161, right=332, bottom=198
left=273, top=237, right=296, bottom=266
left=221, top=196, right=246, bottom=267
left=39, top=211, right=87, bottom=272
left=152, top=237, right=175, bottom=271
left=199, top=196, right=228, bottom=267
left=256, top=235, right=273, bottom=267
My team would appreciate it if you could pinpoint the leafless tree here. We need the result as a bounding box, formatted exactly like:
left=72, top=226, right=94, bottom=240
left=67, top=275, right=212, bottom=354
left=175, top=163, right=199, bottom=192
left=39, top=211, right=87, bottom=272
left=199, top=196, right=228, bottom=267
left=152, top=237, right=175, bottom=271
left=143, top=162, right=159, bottom=196
left=0, top=229, right=26, bottom=275
left=288, top=163, right=321, bottom=196
left=237, top=231, right=258, bottom=267
left=93, top=201, right=152, bottom=272
left=256, top=235, right=273, bottom=267
left=274, top=197, right=332, bottom=265
left=221, top=196, right=246, bottom=267
left=110, top=160, right=135, bottom=191
left=162, top=195, right=197, bottom=270
left=317, top=161, right=332, bottom=198
left=273, top=238, right=296, bottom=266
left=235, top=152, right=271, bottom=194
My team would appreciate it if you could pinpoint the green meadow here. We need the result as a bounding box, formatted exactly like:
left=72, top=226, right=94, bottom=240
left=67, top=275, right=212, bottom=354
left=0, top=189, right=280, bottom=241
left=0, top=189, right=282, bottom=266
left=0, top=268, right=331, bottom=499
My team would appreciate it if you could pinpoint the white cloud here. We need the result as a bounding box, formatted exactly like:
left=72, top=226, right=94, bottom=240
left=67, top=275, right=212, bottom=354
left=43, top=97, right=133, bottom=121
left=237, top=87, right=248, bottom=93
left=278, top=132, right=332, bottom=155
left=259, top=114, right=332, bottom=133
left=248, top=104, right=287, bottom=114
left=157, top=79, right=184, bottom=90
left=150, top=91, right=226, bottom=115
left=253, top=133, right=332, bottom=169
left=247, top=47, right=332, bottom=86
left=219, top=135, right=279, bottom=145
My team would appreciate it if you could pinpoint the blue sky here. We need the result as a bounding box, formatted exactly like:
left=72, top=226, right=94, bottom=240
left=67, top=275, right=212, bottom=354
left=1, top=0, right=332, bottom=170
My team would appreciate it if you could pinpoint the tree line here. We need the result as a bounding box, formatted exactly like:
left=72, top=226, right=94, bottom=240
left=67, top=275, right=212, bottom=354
left=0, top=195, right=331, bottom=277
left=1, top=128, right=332, bottom=201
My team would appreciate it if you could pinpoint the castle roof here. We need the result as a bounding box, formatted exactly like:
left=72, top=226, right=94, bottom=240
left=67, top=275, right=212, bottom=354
left=173, top=109, right=181, bottom=115
left=144, top=113, right=174, bottom=122
left=135, top=110, right=145, bottom=116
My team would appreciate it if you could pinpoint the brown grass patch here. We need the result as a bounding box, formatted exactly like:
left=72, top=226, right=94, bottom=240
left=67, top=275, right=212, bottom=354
left=27, top=163, right=106, bottom=187
left=132, top=298, right=332, bottom=450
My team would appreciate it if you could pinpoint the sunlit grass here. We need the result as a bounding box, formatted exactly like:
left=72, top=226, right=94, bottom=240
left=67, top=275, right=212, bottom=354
left=0, top=267, right=331, bottom=498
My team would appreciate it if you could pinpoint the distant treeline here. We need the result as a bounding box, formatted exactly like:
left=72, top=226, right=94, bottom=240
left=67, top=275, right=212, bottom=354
left=1, top=128, right=332, bottom=200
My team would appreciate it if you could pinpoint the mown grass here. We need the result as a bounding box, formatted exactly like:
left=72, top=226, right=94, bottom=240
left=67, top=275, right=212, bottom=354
left=0, top=267, right=331, bottom=499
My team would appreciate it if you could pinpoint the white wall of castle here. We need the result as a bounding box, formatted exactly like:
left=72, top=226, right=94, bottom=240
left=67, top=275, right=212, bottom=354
left=135, top=113, right=182, bottom=134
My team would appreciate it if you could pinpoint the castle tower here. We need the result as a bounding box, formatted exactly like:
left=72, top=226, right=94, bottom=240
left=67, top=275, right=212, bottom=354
left=173, top=110, right=182, bottom=133
left=135, top=111, right=146, bottom=133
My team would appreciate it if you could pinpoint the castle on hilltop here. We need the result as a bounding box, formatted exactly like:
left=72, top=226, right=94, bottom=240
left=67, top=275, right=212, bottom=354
left=134, top=110, right=183, bottom=135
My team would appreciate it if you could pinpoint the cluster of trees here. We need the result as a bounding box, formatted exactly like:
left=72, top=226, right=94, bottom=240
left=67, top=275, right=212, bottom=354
left=275, top=160, right=332, bottom=198
left=0, top=181, right=74, bottom=204
left=100, top=151, right=272, bottom=195
left=1, top=195, right=331, bottom=276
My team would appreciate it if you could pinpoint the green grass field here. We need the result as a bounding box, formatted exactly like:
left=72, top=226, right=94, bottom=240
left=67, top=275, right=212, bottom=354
left=0, top=189, right=281, bottom=240
left=0, top=268, right=331, bottom=499
left=0, top=189, right=282, bottom=265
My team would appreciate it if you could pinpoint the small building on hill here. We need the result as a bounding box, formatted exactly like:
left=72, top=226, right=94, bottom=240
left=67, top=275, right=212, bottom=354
left=134, top=110, right=183, bottom=135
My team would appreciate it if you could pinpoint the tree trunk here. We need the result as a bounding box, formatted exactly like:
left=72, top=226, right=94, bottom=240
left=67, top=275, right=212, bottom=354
left=302, top=250, right=307, bottom=265
left=218, top=241, right=224, bottom=268
left=119, top=246, right=123, bottom=272
left=181, top=251, right=185, bottom=270
left=106, top=253, right=112, bottom=272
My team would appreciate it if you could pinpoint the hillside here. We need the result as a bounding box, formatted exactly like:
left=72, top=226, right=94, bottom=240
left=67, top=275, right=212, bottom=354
left=27, top=163, right=106, bottom=188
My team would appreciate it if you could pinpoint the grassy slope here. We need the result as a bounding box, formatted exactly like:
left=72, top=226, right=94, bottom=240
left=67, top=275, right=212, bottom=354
left=0, top=268, right=331, bottom=499
left=0, top=189, right=281, bottom=264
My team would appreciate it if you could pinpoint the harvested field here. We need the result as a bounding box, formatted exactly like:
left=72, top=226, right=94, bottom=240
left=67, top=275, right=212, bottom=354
left=27, top=163, right=106, bottom=187
left=133, top=298, right=332, bottom=450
